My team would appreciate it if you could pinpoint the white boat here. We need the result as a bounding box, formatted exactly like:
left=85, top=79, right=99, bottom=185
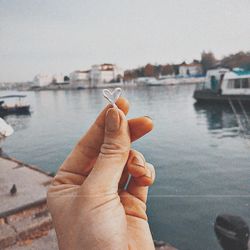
left=193, top=68, right=250, bottom=103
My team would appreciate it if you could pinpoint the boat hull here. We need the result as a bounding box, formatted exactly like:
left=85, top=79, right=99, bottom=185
left=0, top=105, right=30, bottom=116
left=193, top=89, right=250, bottom=103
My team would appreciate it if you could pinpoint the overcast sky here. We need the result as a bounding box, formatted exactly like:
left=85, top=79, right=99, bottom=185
left=0, top=0, right=250, bottom=82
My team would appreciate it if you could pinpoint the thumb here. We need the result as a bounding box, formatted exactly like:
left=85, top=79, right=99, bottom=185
left=82, top=108, right=130, bottom=193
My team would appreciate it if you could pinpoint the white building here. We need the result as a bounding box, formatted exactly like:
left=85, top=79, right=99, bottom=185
left=33, top=74, right=64, bottom=87
left=179, top=63, right=203, bottom=77
left=90, top=64, right=123, bottom=86
left=52, top=74, right=64, bottom=84
left=33, top=74, right=53, bottom=87
left=69, top=70, right=90, bottom=87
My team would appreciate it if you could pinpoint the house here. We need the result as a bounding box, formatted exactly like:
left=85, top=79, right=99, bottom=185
left=179, top=62, right=203, bottom=77
left=90, top=64, right=123, bottom=86
left=33, top=74, right=53, bottom=87
left=51, top=74, right=64, bottom=84
left=33, top=74, right=64, bottom=87
left=69, top=70, right=90, bottom=87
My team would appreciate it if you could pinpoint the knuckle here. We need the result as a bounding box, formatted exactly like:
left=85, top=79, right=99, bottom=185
left=100, top=142, right=129, bottom=157
left=130, top=149, right=145, bottom=160
left=75, top=142, right=98, bottom=159
left=129, top=149, right=138, bottom=155
left=128, top=150, right=146, bottom=168
left=146, top=162, right=156, bottom=180
left=146, top=162, right=154, bottom=170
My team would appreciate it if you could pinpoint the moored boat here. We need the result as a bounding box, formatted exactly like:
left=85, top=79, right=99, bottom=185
left=0, top=95, right=30, bottom=117
left=193, top=68, right=250, bottom=103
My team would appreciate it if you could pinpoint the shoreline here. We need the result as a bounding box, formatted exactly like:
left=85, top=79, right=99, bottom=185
left=0, top=78, right=204, bottom=92
left=29, top=78, right=203, bottom=92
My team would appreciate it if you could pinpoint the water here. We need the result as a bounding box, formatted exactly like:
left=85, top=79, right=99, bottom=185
left=1, top=85, right=250, bottom=250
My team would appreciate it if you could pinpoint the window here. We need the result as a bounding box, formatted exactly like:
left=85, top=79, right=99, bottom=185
left=242, top=78, right=250, bottom=88
left=227, top=80, right=234, bottom=89
left=234, top=79, right=241, bottom=88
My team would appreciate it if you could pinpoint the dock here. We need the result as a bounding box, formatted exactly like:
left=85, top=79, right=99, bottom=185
left=0, top=156, right=53, bottom=249
left=0, top=155, right=177, bottom=250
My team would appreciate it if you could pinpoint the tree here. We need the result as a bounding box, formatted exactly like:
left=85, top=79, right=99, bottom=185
left=172, top=64, right=180, bottom=75
left=221, top=51, right=250, bottom=70
left=161, top=64, right=174, bottom=75
left=51, top=78, right=57, bottom=85
left=193, top=59, right=200, bottom=64
left=201, top=51, right=217, bottom=74
left=144, top=64, right=154, bottom=77
left=64, top=76, right=70, bottom=82
left=154, top=65, right=162, bottom=78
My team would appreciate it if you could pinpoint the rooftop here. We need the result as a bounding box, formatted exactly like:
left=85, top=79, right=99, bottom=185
left=233, top=69, right=250, bottom=76
left=179, top=63, right=201, bottom=67
left=74, top=70, right=90, bottom=73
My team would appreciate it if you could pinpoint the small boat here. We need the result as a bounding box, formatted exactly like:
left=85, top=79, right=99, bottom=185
left=193, top=68, right=250, bottom=103
left=0, top=95, right=30, bottom=117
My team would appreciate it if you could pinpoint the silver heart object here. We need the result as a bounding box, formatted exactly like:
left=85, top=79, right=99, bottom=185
left=103, top=88, right=122, bottom=108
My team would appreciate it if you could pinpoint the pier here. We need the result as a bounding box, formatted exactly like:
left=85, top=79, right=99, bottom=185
left=0, top=156, right=52, bottom=249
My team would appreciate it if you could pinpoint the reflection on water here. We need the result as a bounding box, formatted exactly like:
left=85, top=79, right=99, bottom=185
left=4, top=114, right=31, bottom=132
left=194, top=103, right=238, bottom=131
left=1, top=86, right=250, bottom=250
left=194, top=102, right=250, bottom=139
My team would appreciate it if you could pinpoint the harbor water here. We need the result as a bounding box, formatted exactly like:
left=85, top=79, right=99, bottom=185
left=1, top=85, right=250, bottom=250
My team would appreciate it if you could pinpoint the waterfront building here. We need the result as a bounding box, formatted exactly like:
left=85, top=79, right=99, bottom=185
left=33, top=74, right=64, bottom=87
left=51, top=74, right=64, bottom=84
left=69, top=70, right=90, bottom=88
left=33, top=74, right=53, bottom=87
left=90, top=64, right=123, bottom=86
left=179, top=62, right=203, bottom=77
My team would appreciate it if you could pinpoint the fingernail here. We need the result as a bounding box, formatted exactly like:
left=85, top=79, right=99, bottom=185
left=106, top=108, right=120, bottom=132
left=132, top=155, right=145, bottom=168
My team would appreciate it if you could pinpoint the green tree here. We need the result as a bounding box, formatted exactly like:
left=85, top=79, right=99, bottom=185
left=64, top=76, right=70, bottom=82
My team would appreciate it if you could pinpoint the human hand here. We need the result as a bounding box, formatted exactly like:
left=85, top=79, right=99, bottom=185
left=47, top=98, right=155, bottom=250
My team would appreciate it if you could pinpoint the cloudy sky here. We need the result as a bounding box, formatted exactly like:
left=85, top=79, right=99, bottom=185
left=0, top=0, right=250, bottom=82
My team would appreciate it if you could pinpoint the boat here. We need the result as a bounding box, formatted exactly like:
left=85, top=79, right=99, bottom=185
left=193, top=68, right=250, bottom=103
left=0, top=95, right=30, bottom=116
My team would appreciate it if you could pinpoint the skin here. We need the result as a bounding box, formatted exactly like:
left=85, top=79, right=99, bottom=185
left=47, top=97, right=156, bottom=250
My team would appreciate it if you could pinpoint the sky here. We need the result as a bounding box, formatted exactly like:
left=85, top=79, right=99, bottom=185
left=0, top=0, right=250, bottom=82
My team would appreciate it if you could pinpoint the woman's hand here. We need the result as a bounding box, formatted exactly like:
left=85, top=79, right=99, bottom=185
left=47, top=98, right=155, bottom=250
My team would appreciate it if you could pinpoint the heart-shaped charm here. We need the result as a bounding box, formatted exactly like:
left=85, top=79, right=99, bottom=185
left=103, top=88, right=122, bottom=108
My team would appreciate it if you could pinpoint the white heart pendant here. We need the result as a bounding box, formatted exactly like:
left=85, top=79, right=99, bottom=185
left=103, top=88, right=122, bottom=108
